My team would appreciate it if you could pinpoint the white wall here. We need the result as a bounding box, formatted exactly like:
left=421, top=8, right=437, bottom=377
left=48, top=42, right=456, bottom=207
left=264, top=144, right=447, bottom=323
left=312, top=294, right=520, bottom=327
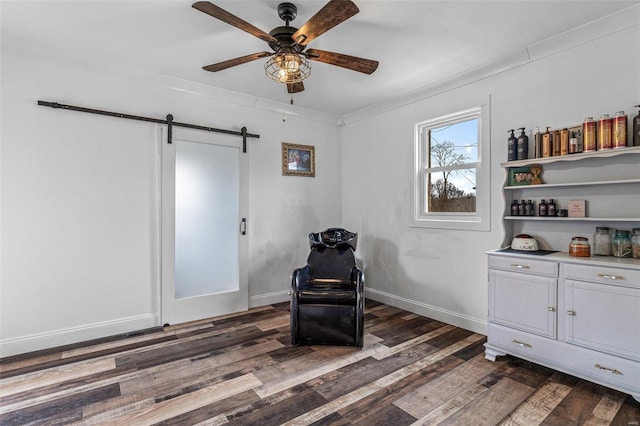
left=0, top=53, right=341, bottom=356
left=340, top=20, right=640, bottom=334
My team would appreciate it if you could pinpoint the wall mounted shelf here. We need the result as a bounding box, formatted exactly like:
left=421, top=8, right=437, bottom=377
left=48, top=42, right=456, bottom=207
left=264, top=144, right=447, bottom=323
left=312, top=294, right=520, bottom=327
left=501, top=146, right=640, bottom=168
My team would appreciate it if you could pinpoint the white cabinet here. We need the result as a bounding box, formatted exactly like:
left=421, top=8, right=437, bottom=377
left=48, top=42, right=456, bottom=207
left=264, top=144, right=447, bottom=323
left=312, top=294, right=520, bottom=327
left=489, top=270, right=557, bottom=338
left=485, top=251, right=640, bottom=402
left=564, top=263, right=640, bottom=361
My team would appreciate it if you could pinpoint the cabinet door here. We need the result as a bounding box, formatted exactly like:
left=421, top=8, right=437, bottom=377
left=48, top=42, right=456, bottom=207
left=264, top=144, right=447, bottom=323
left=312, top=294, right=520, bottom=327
left=565, top=279, right=640, bottom=361
left=489, top=270, right=557, bottom=338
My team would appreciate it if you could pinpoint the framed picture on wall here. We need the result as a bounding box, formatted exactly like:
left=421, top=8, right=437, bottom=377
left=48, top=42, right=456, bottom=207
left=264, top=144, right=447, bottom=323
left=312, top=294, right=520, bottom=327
left=282, top=142, right=315, bottom=177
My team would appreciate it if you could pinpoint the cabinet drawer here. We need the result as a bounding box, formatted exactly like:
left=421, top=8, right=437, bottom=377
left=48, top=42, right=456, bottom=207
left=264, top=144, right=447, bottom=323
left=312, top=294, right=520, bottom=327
left=564, top=263, right=640, bottom=288
left=487, top=324, right=640, bottom=395
left=566, top=348, right=640, bottom=395
left=487, top=323, right=558, bottom=361
left=489, top=255, right=558, bottom=277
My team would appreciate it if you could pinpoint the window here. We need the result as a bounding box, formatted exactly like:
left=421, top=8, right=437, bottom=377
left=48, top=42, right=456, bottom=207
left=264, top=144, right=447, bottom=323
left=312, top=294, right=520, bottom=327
left=413, top=105, right=490, bottom=231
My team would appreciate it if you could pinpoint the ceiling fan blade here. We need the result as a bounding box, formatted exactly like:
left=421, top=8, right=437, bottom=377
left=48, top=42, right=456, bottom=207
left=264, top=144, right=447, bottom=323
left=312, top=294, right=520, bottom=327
left=287, top=82, right=305, bottom=93
left=193, top=1, right=277, bottom=44
left=305, top=49, right=378, bottom=74
left=203, top=52, right=272, bottom=72
left=292, top=0, right=359, bottom=46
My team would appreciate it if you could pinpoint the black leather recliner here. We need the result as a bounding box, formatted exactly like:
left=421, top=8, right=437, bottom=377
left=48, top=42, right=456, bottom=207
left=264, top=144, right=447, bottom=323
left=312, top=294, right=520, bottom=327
left=290, top=228, right=364, bottom=347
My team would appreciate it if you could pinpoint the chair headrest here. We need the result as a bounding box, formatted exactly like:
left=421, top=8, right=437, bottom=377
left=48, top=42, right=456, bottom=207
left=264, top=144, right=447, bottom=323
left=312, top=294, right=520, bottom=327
left=308, top=228, right=358, bottom=251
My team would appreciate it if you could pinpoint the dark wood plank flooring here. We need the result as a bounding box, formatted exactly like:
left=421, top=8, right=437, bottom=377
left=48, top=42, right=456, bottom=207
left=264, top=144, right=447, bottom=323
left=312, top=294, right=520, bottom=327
left=1, top=300, right=638, bottom=425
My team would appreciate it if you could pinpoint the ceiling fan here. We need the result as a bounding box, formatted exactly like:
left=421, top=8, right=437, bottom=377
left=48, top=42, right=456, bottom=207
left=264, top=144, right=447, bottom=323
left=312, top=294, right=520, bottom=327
left=192, top=0, right=379, bottom=94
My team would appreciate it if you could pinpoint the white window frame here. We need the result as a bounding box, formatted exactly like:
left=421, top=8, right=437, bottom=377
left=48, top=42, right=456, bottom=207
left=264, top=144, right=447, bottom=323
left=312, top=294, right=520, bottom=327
left=412, top=105, right=490, bottom=231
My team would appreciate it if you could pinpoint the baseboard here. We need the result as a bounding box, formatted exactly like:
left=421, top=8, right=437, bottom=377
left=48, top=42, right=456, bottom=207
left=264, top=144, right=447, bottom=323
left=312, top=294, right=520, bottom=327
left=249, top=290, right=290, bottom=308
left=366, top=288, right=487, bottom=335
left=0, top=313, right=159, bottom=358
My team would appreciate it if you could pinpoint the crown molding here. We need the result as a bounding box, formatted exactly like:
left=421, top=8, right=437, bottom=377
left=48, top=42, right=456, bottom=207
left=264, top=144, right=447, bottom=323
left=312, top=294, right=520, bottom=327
left=339, top=4, right=640, bottom=126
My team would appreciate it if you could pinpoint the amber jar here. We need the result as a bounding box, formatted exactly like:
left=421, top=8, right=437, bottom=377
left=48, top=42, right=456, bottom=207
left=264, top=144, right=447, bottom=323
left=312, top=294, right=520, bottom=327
left=569, top=237, right=590, bottom=257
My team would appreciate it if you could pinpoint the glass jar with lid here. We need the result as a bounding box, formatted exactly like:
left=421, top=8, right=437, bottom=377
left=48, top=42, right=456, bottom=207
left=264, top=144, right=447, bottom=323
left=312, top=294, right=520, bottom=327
left=612, top=230, right=632, bottom=258
left=592, top=227, right=612, bottom=256
left=569, top=237, right=590, bottom=257
left=632, top=228, right=640, bottom=259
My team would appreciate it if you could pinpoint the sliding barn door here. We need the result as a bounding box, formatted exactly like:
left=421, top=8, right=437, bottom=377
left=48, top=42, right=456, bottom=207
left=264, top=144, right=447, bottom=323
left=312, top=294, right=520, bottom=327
left=161, top=128, right=248, bottom=325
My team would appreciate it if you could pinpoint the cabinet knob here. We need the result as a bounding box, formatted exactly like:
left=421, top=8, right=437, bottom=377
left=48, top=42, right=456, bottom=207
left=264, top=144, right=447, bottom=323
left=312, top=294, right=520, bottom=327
left=597, top=273, right=625, bottom=280
left=567, top=310, right=576, bottom=316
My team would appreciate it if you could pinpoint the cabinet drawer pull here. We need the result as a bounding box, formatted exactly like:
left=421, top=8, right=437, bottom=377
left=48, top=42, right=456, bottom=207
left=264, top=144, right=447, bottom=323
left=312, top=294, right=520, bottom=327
left=597, top=273, right=625, bottom=280
left=548, top=306, right=556, bottom=312
left=512, top=339, right=532, bottom=348
left=510, top=264, right=530, bottom=269
left=594, top=364, right=622, bottom=375
left=567, top=310, right=576, bottom=316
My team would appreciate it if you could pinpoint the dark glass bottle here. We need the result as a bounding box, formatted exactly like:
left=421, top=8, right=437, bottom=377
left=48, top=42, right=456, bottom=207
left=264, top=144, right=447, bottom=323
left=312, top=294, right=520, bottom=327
left=547, top=199, right=557, bottom=217
left=525, top=200, right=534, bottom=216
left=517, top=128, right=529, bottom=160
left=538, top=199, right=547, bottom=216
left=507, top=129, right=517, bottom=161
left=518, top=199, right=525, bottom=216
left=511, top=200, right=519, bottom=216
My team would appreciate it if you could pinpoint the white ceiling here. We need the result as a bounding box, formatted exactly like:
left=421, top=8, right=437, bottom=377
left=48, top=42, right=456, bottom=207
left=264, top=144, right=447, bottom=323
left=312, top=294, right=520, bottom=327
left=2, top=0, right=638, bottom=117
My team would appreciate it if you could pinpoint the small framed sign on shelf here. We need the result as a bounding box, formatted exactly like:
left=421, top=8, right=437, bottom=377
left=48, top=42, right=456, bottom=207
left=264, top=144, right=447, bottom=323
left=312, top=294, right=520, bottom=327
left=508, top=165, right=543, bottom=186
left=568, top=199, right=586, bottom=217
left=508, top=167, right=534, bottom=186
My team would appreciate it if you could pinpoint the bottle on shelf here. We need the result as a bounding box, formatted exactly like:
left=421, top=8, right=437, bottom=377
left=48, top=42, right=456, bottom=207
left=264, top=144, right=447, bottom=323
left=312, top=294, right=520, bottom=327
left=547, top=199, right=557, bottom=217
left=612, top=111, right=627, bottom=149
left=569, top=131, right=578, bottom=154
left=583, top=117, right=597, bottom=152
left=511, top=200, right=519, bottom=216
left=598, top=114, right=612, bottom=150
left=633, top=105, right=640, bottom=146
left=542, top=127, right=552, bottom=158
left=507, top=129, right=517, bottom=161
left=560, top=128, right=569, bottom=155
left=553, top=130, right=561, bottom=156
left=534, top=127, right=541, bottom=158
left=525, top=200, right=534, bottom=216
left=538, top=199, right=547, bottom=217
left=517, top=128, right=529, bottom=160
left=518, top=199, right=526, bottom=216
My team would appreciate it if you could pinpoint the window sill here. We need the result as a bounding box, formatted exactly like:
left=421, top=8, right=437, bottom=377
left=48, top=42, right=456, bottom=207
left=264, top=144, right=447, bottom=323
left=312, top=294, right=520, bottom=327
left=410, top=216, right=490, bottom=231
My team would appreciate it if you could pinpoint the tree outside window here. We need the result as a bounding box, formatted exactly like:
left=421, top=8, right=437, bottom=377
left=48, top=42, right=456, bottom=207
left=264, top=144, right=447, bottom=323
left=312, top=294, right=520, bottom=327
left=426, top=119, right=478, bottom=213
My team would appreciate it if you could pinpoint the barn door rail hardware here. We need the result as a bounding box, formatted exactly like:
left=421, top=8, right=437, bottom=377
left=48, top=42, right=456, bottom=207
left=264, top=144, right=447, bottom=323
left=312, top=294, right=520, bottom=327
left=37, top=100, right=259, bottom=152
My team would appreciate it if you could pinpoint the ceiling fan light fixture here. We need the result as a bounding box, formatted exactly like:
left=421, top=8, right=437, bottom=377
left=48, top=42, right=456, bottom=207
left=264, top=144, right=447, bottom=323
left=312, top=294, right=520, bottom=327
left=265, top=50, right=311, bottom=84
